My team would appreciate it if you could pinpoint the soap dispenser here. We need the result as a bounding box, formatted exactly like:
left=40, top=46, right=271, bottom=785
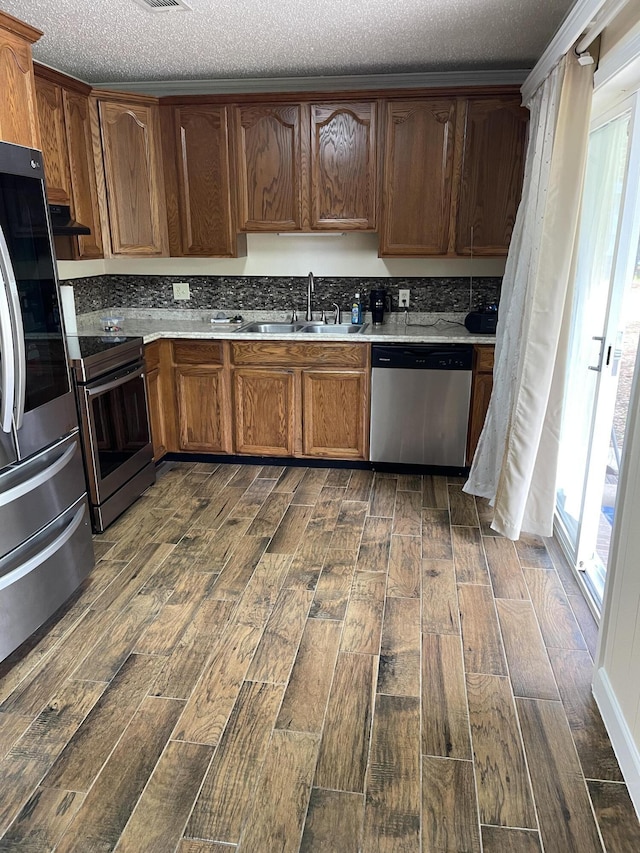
left=351, top=292, right=362, bottom=325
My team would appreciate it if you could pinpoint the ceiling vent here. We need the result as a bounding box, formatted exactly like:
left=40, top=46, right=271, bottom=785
left=132, top=0, right=192, bottom=11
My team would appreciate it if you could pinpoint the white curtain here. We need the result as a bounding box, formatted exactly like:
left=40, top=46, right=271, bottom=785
left=463, top=51, right=595, bottom=539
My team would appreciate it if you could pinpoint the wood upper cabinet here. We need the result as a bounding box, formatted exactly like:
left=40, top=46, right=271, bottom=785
left=162, top=104, right=242, bottom=257
left=172, top=341, right=231, bottom=453
left=98, top=97, right=168, bottom=256
left=233, top=368, right=296, bottom=455
left=62, top=90, right=104, bottom=258
left=302, top=369, right=368, bottom=458
left=455, top=96, right=528, bottom=255
left=232, top=100, right=376, bottom=232
left=0, top=12, right=41, bottom=149
left=33, top=65, right=104, bottom=259
left=380, top=99, right=457, bottom=256
left=34, top=75, right=71, bottom=204
left=310, top=102, right=377, bottom=230
left=233, top=103, right=304, bottom=231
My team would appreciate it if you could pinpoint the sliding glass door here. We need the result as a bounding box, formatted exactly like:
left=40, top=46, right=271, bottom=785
left=556, top=93, right=640, bottom=611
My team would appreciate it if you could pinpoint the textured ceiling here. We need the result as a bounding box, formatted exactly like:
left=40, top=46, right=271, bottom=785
left=2, top=0, right=577, bottom=84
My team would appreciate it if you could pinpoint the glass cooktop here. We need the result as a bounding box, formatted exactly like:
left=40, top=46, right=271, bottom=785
left=66, top=335, right=142, bottom=362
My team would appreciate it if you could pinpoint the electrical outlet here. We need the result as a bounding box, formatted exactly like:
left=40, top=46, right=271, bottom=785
left=173, top=281, right=190, bottom=300
left=398, top=288, right=410, bottom=308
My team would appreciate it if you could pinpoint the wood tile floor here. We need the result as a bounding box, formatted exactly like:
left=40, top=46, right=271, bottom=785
left=1, top=462, right=639, bottom=852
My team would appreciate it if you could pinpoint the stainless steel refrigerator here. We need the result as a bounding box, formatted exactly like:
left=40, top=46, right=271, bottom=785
left=0, top=140, right=94, bottom=662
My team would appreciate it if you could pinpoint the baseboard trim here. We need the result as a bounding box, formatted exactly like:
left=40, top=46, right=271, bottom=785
left=161, top=452, right=469, bottom=478
left=592, top=666, right=640, bottom=820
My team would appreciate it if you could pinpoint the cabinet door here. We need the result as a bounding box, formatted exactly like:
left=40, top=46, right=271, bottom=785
left=145, top=366, right=166, bottom=461
left=0, top=21, right=40, bottom=149
left=467, top=370, right=493, bottom=464
left=380, top=99, right=456, bottom=256
left=233, top=104, right=303, bottom=231
left=310, top=102, right=376, bottom=230
left=175, top=365, right=230, bottom=452
left=233, top=368, right=295, bottom=455
left=62, top=90, right=104, bottom=259
left=99, top=100, right=168, bottom=256
left=34, top=77, right=71, bottom=205
left=303, top=370, right=368, bottom=459
left=172, top=105, right=235, bottom=256
left=456, top=97, right=528, bottom=256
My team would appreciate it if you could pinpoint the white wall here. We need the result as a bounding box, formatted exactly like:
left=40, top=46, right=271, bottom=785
left=57, top=233, right=506, bottom=280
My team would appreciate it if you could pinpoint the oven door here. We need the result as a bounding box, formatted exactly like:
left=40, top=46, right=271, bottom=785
left=79, top=361, right=153, bottom=506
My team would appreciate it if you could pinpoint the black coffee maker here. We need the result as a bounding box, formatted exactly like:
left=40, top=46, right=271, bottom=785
left=370, top=288, right=391, bottom=325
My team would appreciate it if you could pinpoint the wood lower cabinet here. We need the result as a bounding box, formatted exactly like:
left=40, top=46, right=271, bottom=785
left=467, top=344, right=495, bottom=464
left=172, top=341, right=231, bottom=453
left=380, top=98, right=457, bottom=256
left=231, top=341, right=369, bottom=460
left=456, top=97, right=528, bottom=256
left=233, top=368, right=295, bottom=455
left=0, top=12, right=41, bottom=149
left=310, top=102, right=377, bottom=230
left=98, top=95, right=168, bottom=256
left=302, top=370, right=368, bottom=458
left=144, top=341, right=167, bottom=460
left=176, top=365, right=230, bottom=452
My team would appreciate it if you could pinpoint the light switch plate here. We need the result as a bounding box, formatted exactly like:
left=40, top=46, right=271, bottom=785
left=398, top=288, right=410, bottom=308
left=173, top=281, right=190, bottom=300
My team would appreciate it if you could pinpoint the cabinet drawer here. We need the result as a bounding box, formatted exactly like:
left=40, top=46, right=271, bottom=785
left=172, top=340, right=223, bottom=365
left=231, top=341, right=367, bottom=368
left=475, top=345, right=495, bottom=373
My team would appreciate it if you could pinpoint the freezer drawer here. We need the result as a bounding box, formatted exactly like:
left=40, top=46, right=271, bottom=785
left=0, top=495, right=93, bottom=661
left=0, top=432, right=86, bottom=561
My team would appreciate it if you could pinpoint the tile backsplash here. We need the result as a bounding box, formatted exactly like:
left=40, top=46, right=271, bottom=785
left=66, top=274, right=501, bottom=316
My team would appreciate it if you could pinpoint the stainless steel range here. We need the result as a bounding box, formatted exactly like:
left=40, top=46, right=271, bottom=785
left=67, top=335, right=155, bottom=532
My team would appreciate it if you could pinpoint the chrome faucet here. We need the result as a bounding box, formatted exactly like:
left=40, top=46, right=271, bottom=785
left=331, top=302, right=342, bottom=324
left=305, top=271, right=315, bottom=321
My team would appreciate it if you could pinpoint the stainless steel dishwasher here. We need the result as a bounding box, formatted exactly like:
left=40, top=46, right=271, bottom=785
left=370, top=344, right=473, bottom=467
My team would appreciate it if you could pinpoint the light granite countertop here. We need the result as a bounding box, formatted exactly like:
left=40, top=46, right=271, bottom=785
left=73, top=308, right=496, bottom=345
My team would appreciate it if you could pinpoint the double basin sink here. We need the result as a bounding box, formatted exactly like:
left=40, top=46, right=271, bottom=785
left=237, top=321, right=368, bottom=335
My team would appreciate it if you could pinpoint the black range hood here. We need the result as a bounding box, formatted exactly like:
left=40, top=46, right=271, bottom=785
left=49, top=204, right=91, bottom=236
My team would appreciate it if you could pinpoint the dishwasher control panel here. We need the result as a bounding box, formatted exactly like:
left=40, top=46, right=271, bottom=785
left=371, top=344, right=473, bottom=370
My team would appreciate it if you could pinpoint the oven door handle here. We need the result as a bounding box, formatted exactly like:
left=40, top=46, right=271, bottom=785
left=84, top=364, right=145, bottom=398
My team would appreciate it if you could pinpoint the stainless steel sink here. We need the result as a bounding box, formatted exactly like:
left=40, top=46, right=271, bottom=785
left=302, top=323, right=368, bottom=334
left=237, top=322, right=306, bottom=333
left=237, top=321, right=368, bottom=335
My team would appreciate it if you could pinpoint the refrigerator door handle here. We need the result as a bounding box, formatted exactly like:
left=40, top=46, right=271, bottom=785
left=0, top=224, right=26, bottom=430
left=0, top=504, right=85, bottom=592
left=0, top=440, right=77, bottom=507
left=0, top=260, right=15, bottom=433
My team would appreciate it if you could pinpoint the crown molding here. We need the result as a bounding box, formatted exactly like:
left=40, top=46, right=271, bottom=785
left=91, top=69, right=530, bottom=97
left=521, top=0, right=610, bottom=103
